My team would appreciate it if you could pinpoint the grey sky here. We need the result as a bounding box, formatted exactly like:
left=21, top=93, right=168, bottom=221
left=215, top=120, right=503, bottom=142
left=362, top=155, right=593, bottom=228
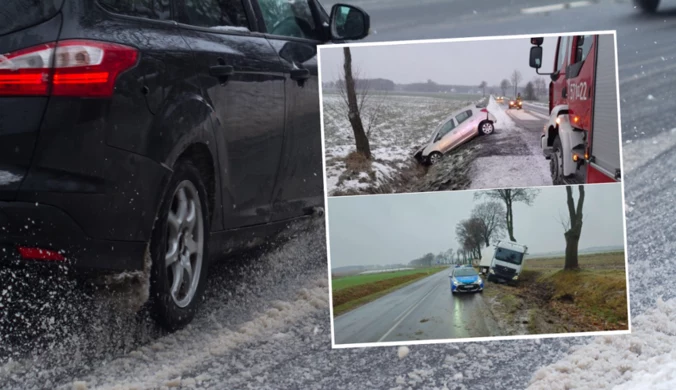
left=327, top=184, right=625, bottom=268
left=319, top=36, right=558, bottom=86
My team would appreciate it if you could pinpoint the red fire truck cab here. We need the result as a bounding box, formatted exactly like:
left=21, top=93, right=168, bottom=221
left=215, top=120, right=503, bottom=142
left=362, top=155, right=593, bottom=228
left=528, top=34, right=621, bottom=184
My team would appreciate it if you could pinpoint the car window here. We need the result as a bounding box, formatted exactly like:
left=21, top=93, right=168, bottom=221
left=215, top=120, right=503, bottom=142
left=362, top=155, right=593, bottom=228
left=555, top=36, right=570, bottom=72
left=98, top=0, right=171, bottom=20
left=453, top=268, right=477, bottom=277
left=437, top=118, right=456, bottom=138
left=455, top=110, right=472, bottom=125
left=574, top=35, right=593, bottom=64
left=257, top=0, right=322, bottom=40
left=176, top=0, right=249, bottom=29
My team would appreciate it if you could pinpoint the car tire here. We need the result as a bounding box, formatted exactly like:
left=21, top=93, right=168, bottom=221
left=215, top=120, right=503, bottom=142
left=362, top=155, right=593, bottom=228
left=479, top=121, right=494, bottom=135
left=634, top=0, right=659, bottom=12
left=148, top=159, right=211, bottom=331
left=428, top=152, right=442, bottom=165
left=550, top=136, right=565, bottom=185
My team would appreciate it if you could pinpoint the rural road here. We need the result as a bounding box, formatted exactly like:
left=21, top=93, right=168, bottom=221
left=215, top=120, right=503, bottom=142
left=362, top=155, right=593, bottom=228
left=333, top=269, right=499, bottom=345
left=505, top=102, right=550, bottom=147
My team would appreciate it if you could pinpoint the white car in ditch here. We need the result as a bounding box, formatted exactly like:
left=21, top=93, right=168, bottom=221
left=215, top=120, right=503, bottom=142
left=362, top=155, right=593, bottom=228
left=413, top=105, right=497, bottom=165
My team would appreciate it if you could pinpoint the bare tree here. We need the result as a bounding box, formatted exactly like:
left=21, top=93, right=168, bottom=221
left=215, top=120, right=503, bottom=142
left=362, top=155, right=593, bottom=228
left=474, top=189, right=540, bottom=242
left=456, top=218, right=484, bottom=260
left=327, top=63, right=388, bottom=145
left=510, top=70, right=523, bottom=97
left=471, top=202, right=507, bottom=248
left=524, top=81, right=536, bottom=100
left=561, top=185, right=585, bottom=270
left=500, top=79, right=511, bottom=96
left=479, top=81, right=487, bottom=96
left=533, top=77, right=547, bottom=99
left=342, top=47, right=371, bottom=159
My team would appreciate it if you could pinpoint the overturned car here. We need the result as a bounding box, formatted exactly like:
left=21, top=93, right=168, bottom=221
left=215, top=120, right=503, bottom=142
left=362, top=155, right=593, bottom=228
left=413, top=105, right=497, bottom=165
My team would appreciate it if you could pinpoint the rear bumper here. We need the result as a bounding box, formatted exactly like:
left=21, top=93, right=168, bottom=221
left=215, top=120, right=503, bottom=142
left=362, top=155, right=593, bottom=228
left=0, top=201, right=146, bottom=272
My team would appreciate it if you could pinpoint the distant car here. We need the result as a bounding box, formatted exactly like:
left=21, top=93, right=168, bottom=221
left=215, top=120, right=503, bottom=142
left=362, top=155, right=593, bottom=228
left=508, top=98, right=523, bottom=110
left=413, top=105, right=497, bottom=165
left=450, top=267, right=484, bottom=294
left=496, top=96, right=504, bottom=103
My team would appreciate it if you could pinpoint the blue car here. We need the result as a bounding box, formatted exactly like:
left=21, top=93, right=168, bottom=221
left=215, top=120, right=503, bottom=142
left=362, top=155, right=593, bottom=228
left=450, top=267, right=484, bottom=294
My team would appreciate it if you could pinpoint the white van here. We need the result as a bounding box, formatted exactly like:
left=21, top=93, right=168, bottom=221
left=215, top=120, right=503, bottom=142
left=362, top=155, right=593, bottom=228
left=486, top=240, right=528, bottom=283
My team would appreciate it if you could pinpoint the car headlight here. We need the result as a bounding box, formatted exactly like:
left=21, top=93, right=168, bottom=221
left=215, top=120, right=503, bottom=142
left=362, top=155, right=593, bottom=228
left=512, top=275, right=519, bottom=280
left=452, top=279, right=459, bottom=285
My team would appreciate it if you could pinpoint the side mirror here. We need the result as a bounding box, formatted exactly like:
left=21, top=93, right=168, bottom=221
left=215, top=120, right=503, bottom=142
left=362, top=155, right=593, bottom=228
left=529, top=46, right=543, bottom=69
left=530, top=37, right=544, bottom=46
left=330, top=4, right=370, bottom=41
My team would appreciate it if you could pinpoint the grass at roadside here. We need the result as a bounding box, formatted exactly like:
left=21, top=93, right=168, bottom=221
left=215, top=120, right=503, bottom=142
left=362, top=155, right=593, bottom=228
left=545, top=269, right=628, bottom=328
left=331, top=266, right=448, bottom=316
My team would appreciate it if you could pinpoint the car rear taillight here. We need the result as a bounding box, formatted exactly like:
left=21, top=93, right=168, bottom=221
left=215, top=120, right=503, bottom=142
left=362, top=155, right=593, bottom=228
left=17, top=246, right=65, bottom=261
left=480, top=108, right=488, bottom=113
left=0, top=40, right=138, bottom=97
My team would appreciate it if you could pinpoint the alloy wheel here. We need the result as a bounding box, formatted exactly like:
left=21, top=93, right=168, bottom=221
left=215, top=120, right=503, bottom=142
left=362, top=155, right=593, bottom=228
left=165, top=180, right=204, bottom=308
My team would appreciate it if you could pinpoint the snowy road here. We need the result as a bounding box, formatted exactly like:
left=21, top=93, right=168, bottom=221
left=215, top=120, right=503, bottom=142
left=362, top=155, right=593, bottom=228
left=334, top=269, right=498, bottom=345
left=467, top=98, right=552, bottom=189
left=1, top=1, right=676, bottom=389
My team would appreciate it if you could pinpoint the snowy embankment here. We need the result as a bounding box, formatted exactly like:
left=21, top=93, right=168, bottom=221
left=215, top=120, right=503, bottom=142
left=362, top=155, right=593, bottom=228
left=322, top=93, right=482, bottom=195
left=528, top=298, right=676, bottom=390
left=469, top=96, right=552, bottom=189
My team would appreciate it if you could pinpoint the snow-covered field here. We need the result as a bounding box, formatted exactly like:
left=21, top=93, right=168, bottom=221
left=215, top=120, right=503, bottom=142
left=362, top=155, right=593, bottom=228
left=322, top=92, right=479, bottom=195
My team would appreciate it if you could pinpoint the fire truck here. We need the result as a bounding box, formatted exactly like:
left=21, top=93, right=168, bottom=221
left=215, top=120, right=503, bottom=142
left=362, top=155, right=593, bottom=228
left=528, top=34, right=621, bottom=184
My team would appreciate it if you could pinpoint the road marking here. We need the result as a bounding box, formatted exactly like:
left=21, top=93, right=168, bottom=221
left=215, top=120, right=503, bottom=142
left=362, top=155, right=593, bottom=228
left=521, top=1, right=591, bottom=14
left=508, top=111, right=541, bottom=121
left=527, top=110, right=549, bottom=120
left=377, top=281, right=440, bottom=342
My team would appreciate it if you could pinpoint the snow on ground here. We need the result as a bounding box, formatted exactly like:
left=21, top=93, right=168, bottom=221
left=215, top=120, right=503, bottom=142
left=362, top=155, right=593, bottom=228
left=322, top=92, right=479, bottom=194
left=469, top=96, right=552, bottom=189
left=528, top=298, right=676, bottom=390
left=526, top=128, right=676, bottom=388
left=622, top=127, right=676, bottom=173
left=0, top=219, right=331, bottom=390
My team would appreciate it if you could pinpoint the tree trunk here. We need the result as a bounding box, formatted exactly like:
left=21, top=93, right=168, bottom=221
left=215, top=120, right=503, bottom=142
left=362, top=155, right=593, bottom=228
left=506, top=195, right=516, bottom=242
left=343, top=47, right=371, bottom=159
left=564, top=185, right=585, bottom=270
left=564, top=230, right=580, bottom=270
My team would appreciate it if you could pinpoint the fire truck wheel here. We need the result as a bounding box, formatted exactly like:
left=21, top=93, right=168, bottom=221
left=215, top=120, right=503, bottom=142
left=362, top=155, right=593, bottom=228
left=634, top=0, right=659, bottom=12
left=550, top=136, right=565, bottom=185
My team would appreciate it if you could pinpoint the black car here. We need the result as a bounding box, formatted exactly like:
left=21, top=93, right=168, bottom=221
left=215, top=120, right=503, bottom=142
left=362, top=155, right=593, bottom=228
left=0, top=0, right=370, bottom=330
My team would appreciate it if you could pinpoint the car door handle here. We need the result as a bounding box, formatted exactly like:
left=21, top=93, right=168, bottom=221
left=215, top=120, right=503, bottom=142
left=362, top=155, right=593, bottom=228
left=290, top=68, right=310, bottom=81
left=209, top=65, right=234, bottom=77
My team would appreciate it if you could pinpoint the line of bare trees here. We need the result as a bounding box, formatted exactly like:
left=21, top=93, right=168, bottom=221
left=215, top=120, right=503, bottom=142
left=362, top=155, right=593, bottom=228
left=455, top=189, right=540, bottom=262
left=495, top=71, right=547, bottom=100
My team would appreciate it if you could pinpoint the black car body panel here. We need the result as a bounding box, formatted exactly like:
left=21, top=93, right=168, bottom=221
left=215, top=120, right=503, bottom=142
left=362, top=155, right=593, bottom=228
left=0, top=0, right=366, bottom=274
